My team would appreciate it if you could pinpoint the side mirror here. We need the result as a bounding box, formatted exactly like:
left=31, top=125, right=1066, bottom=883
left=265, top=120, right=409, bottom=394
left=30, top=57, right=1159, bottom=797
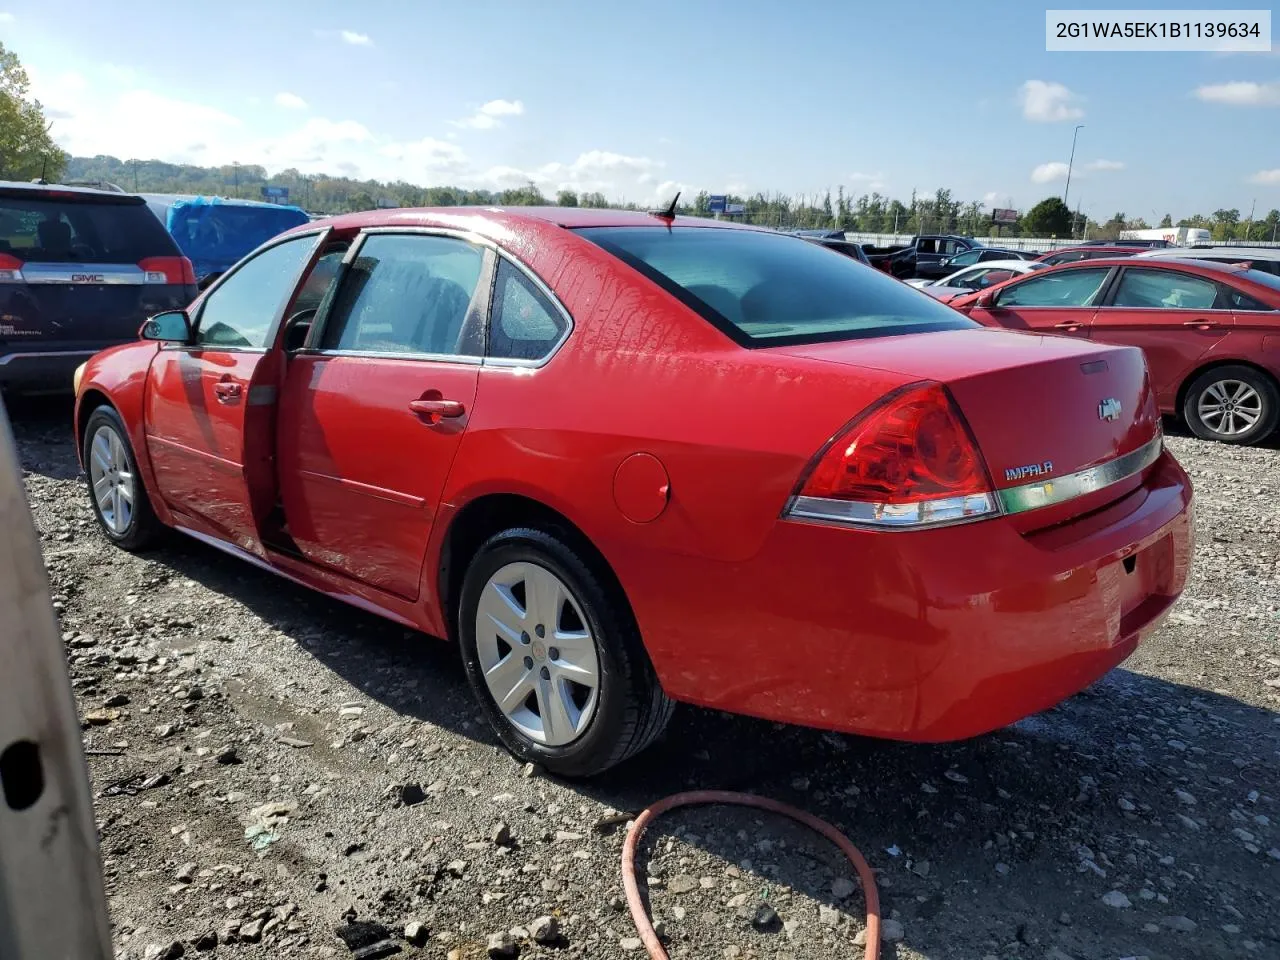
left=975, top=290, right=997, bottom=309
left=140, top=310, right=191, bottom=343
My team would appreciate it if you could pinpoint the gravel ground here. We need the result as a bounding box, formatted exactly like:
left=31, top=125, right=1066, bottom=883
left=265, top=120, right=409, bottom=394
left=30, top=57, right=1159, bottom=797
left=9, top=396, right=1280, bottom=960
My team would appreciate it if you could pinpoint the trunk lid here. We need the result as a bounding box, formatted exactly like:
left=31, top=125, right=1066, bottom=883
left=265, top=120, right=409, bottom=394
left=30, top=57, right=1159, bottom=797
left=770, top=327, right=1161, bottom=496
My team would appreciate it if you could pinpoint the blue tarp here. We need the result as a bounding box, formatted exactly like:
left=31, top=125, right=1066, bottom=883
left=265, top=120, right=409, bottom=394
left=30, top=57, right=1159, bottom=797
left=144, top=195, right=309, bottom=280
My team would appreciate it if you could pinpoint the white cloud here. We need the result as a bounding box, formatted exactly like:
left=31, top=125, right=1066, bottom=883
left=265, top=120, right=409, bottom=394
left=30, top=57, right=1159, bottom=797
left=848, top=171, right=884, bottom=182
left=982, top=191, right=1004, bottom=206
left=1019, top=80, right=1084, bottom=122
left=274, top=92, right=307, bottom=110
left=1086, top=159, right=1124, bottom=171
left=341, top=30, right=372, bottom=46
left=1250, top=169, right=1280, bottom=184
left=0, top=12, right=14, bottom=22
left=1194, top=80, right=1280, bottom=106
left=1031, top=161, right=1070, bottom=184
left=452, top=98, right=525, bottom=130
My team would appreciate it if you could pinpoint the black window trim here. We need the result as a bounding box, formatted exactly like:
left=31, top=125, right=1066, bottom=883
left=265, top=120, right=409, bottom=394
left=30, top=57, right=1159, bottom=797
left=992, top=264, right=1118, bottom=309
left=485, top=252, right=575, bottom=369
left=577, top=228, right=973, bottom=349
left=1098, top=265, right=1237, bottom=314
left=165, top=227, right=330, bottom=355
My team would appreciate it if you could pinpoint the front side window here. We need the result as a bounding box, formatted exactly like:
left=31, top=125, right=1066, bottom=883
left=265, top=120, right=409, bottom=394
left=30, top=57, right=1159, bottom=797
left=195, top=234, right=317, bottom=348
left=577, top=227, right=976, bottom=346
left=997, top=267, right=1111, bottom=308
left=1111, top=269, right=1220, bottom=310
left=488, top=260, right=568, bottom=361
left=320, top=234, right=484, bottom=356
left=1043, top=251, right=1085, bottom=266
left=949, top=250, right=981, bottom=267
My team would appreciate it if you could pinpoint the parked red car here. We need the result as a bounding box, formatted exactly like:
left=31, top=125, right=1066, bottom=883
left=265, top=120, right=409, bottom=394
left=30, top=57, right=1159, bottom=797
left=1037, top=245, right=1142, bottom=266
left=73, top=208, right=1193, bottom=775
left=951, top=257, right=1280, bottom=445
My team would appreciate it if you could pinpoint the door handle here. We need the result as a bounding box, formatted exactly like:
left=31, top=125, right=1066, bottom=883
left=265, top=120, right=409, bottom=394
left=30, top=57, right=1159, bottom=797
left=213, top=381, right=242, bottom=402
left=1053, top=321, right=1083, bottom=331
left=409, top=398, right=466, bottom=423
left=1183, top=319, right=1217, bottom=330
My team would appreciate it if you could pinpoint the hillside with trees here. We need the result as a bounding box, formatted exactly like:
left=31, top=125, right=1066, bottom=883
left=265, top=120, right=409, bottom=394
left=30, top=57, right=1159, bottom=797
left=64, top=155, right=1279, bottom=243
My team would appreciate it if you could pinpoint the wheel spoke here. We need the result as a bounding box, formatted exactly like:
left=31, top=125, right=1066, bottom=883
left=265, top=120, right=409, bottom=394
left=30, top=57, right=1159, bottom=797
left=536, top=675, right=576, bottom=743
left=91, top=434, right=111, bottom=473
left=487, top=653, right=534, bottom=714
left=526, top=567, right=564, bottom=633
left=477, top=582, right=526, bottom=643
left=117, top=482, right=134, bottom=505
left=110, top=487, right=123, bottom=531
left=93, top=473, right=113, bottom=504
left=1205, top=382, right=1228, bottom=404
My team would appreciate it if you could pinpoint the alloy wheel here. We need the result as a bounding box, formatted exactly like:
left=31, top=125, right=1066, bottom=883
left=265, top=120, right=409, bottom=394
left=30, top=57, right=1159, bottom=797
left=474, top=561, right=600, bottom=747
left=88, top=424, right=135, bottom=535
left=1197, top=379, right=1263, bottom=437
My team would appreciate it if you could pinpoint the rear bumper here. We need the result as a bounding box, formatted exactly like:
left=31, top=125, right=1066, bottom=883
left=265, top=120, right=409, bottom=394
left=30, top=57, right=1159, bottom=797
left=625, top=450, right=1193, bottom=741
left=0, top=348, right=97, bottom=390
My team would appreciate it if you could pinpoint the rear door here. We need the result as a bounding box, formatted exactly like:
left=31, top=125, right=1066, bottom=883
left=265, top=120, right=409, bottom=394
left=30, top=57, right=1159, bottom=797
left=144, top=231, right=326, bottom=553
left=274, top=231, right=491, bottom=599
left=1089, top=265, right=1233, bottom=400
left=0, top=187, right=195, bottom=380
left=966, top=265, right=1112, bottom=338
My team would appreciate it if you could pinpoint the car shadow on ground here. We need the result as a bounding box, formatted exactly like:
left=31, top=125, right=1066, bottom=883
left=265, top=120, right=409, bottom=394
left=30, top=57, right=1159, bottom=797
left=118, top=525, right=1280, bottom=959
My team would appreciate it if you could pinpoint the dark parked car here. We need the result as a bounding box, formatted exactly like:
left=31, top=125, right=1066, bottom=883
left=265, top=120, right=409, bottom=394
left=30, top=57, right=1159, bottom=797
left=793, top=230, right=871, bottom=265
left=1036, top=245, right=1144, bottom=267
left=915, top=244, right=1039, bottom=281
left=0, top=181, right=197, bottom=392
left=864, top=234, right=979, bottom=279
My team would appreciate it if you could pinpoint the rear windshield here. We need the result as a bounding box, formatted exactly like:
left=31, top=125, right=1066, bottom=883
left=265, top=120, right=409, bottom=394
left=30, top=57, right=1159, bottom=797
left=577, top=226, right=976, bottom=346
left=0, top=194, right=178, bottom=263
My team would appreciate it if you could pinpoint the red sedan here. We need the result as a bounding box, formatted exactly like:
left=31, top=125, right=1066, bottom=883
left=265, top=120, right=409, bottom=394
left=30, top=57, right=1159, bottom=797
left=951, top=257, right=1280, bottom=445
left=1036, top=245, right=1142, bottom=266
left=73, top=208, right=1193, bottom=776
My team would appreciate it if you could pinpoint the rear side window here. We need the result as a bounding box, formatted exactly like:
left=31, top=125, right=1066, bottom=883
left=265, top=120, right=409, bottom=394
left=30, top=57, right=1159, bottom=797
left=577, top=227, right=975, bottom=346
left=1112, top=269, right=1220, bottom=310
left=1044, top=251, right=1085, bottom=265
left=320, top=234, right=484, bottom=356
left=488, top=260, right=567, bottom=361
left=997, top=268, right=1111, bottom=308
left=0, top=194, right=178, bottom=263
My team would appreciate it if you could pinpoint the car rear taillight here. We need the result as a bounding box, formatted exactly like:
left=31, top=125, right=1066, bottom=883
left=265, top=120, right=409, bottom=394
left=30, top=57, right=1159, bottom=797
left=0, top=253, right=23, bottom=283
left=785, top=382, right=999, bottom=529
left=139, top=256, right=196, bottom=285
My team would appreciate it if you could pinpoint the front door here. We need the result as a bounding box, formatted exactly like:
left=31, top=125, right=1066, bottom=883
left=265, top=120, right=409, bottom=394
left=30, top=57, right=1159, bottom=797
left=144, top=232, right=325, bottom=554
left=967, top=265, right=1113, bottom=337
left=275, top=232, right=491, bottom=599
left=1089, top=266, right=1234, bottom=400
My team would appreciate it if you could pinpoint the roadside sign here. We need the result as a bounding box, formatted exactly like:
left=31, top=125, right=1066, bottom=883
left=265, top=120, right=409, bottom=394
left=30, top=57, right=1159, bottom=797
left=992, top=207, right=1018, bottom=224
left=725, top=203, right=746, bottom=215
left=708, top=195, right=727, bottom=213
left=261, top=186, right=289, bottom=202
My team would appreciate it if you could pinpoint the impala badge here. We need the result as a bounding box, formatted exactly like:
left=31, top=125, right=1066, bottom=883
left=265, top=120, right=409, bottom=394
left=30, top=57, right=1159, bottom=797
left=1005, top=461, right=1054, bottom=482
left=1098, top=398, right=1121, bottom=422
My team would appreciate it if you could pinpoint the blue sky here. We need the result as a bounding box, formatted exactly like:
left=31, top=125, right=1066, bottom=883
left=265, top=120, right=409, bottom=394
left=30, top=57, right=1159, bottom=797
left=3, top=0, right=1278, bottom=220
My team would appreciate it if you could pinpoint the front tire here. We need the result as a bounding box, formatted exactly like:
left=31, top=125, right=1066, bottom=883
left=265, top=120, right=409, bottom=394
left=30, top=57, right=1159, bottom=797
left=458, top=527, right=673, bottom=777
left=82, top=406, right=165, bottom=551
left=1183, top=365, right=1279, bottom=446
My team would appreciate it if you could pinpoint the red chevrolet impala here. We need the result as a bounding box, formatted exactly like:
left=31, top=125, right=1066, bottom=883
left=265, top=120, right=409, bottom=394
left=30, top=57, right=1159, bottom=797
left=72, top=207, right=1193, bottom=776
left=951, top=257, right=1280, bottom=446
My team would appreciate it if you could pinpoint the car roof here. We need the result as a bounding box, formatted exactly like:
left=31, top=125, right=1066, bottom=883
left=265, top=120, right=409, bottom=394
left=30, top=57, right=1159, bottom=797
left=955, top=259, right=1034, bottom=269
left=1047, top=256, right=1254, bottom=276
left=1135, top=246, right=1280, bottom=260
left=300, top=206, right=769, bottom=236
left=0, top=179, right=145, bottom=202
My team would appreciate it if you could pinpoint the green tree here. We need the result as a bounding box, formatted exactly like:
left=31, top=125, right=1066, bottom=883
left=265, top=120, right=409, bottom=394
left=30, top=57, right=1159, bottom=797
left=348, top=191, right=376, bottom=212
left=580, top=191, right=608, bottom=208
left=1263, top=209, right=1280, bottom=242
left=555, top=189, right=578, bottom=207
left=1022, top=196, right=1073, bottom=237
left=1211, top=208, right=1240, bottom=241
left=0, top=41, right=68, bottom=181
left=1159, top=213, right=1173, bottom=228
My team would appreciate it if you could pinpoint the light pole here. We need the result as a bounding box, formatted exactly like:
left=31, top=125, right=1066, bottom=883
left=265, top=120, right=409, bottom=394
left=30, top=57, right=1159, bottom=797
left=1063, top=124, right=1084, bottom=208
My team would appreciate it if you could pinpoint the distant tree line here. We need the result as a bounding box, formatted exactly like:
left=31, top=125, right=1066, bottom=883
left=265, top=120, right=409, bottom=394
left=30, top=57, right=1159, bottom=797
left=63, top=155, right=1280, bottom=244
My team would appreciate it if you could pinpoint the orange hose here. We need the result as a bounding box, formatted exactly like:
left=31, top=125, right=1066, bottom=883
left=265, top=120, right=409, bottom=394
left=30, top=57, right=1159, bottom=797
left=621, top=790, right=881, bottom=960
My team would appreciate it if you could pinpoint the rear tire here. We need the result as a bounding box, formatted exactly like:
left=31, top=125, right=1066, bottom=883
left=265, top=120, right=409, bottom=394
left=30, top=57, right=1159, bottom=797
left=1182, top=365, right=1279, bottom=446
left=82, top=406, right=165, bottom=551
left=458, top=527, right=673, bottom=777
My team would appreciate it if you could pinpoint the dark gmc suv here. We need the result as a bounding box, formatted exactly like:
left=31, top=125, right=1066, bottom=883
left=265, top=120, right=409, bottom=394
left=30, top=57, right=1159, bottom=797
left=0, top=181, right=197, bottom=392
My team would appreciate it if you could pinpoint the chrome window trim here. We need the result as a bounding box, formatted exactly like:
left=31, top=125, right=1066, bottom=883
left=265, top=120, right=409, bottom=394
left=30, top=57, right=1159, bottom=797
left=298, top=348, right=483, bottom=366
left=784, top=434, right=1164, bottom=531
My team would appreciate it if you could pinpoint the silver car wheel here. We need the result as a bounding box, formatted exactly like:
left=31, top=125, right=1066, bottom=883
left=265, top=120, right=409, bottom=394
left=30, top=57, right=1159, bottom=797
left=1197, top=379, right=1263, bottom=437
left=87, top=424, right=135, bottom=535
left=475, top=561, right=600, bottom=747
